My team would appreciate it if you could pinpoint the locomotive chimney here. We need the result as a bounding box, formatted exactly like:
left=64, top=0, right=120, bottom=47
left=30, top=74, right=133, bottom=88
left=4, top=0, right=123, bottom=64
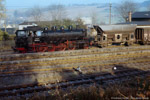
left=128, top=11, right=132, bottom=22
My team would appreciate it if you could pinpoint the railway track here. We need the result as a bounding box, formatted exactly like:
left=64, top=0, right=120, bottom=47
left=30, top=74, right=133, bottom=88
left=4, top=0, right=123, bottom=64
left=0, top=45, right=150, bottom=99
left=0, top=46, right=150, bottom=66
left=0, top=50, right=149, bottom=71
left=0, top=69, right=149, bottom=99
left=0, top=54, right=150, bottom=74
left=0, top=45, right=150, bottom=87
left=0, top=50, right=13, bottom=56
left=0, top=45, right=150, bottom=61
left=0, top=56, right=149, bottom=88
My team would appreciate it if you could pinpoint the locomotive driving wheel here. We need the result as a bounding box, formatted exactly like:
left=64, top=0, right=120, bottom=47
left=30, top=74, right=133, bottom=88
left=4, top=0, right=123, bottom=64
left=68, top=41, right=76, bottom=50
left=58, top=43, right=66, bottom=51
left=84, top=43, right=89, bottom=49
left=47, top=44, right=56, bottom=52
left=38, top=45, right=48, bottom=52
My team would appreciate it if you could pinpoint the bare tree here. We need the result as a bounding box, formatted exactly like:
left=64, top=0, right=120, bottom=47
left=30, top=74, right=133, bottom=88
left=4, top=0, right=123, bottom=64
left=75, top=17, right=85, bottom=29
left=74, top=12, right=85, bottom=28
left=116, top=0, right=138, bottom=21
left=48, top=4, right=67, bottom=21
left=0, top=0, right=5, bottom=20
left=30, top=5, right=43, bottom=22
left=0, top=0, right=7, bottom=40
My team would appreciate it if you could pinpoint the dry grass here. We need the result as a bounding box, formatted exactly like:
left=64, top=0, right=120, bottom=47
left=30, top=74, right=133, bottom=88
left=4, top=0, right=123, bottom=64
left=0, top=40, right=15, bottom=51
left=14, top=76, right=150, bottom=100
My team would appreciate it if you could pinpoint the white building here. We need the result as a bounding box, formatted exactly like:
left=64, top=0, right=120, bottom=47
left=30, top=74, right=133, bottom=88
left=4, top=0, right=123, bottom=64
left=19, top=22, right=38, bottom=30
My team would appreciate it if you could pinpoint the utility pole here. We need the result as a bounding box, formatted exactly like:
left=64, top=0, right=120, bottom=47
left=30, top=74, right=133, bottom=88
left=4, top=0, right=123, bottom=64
left=4, top=10, right=6, bottom=33
left=109, top=3, right=112, bottom=25
left=4, top=0, right=6, bottom=32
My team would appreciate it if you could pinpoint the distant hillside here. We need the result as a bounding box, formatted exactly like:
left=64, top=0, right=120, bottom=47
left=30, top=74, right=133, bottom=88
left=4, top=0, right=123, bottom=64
left=141, top=0, right=150, bottom=7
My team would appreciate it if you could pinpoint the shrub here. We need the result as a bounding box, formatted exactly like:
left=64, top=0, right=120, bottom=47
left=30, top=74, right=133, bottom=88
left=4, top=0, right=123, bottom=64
left=0, top=30, right=9, bottom=41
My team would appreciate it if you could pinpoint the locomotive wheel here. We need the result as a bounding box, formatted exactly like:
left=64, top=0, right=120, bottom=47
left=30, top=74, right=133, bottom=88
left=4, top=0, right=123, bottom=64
left=84, top=44, right=89, bottom=49
left=16, top=48, right=27, bottom=53
left=48, top=44, right=56, bottom=52
left=58, top=43, right=66, bottom=51
left=142, top=41, right=148, bottom=45
left=19, top=49, right=27, bottom=53
left=38, top=46, right=48, bottom=52
left=124, top=42, right=130, bottom=46
left=68, top=42, right=76, bottom=50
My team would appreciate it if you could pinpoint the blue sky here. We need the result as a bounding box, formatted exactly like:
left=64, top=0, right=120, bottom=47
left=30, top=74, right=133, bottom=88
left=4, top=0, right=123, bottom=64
left=6, top=0, right=147, bottom=9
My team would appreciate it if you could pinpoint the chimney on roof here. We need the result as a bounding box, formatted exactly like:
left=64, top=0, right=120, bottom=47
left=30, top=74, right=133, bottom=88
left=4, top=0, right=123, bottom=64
left=128, top=11, right=132, bottom=22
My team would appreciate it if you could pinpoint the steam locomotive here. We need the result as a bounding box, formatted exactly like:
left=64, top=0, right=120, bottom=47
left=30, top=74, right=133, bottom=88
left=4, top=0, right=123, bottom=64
left=13, top=26, right=89, bottom=53
left=12, top=24, right=150, bottom=53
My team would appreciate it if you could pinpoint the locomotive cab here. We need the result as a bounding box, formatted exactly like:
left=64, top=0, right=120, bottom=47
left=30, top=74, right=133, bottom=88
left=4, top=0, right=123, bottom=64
left=15, top=30, right=42, bottom=45
left=16, top=30, right=28, bottom=37
left=14, top=30, right=28, bottom=48
left=13, top=28, right=43, bottom=53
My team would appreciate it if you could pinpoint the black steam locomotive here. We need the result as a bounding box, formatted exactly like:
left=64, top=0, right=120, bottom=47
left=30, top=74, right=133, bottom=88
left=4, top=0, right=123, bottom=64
left=13, top=26, right=89, bottom=53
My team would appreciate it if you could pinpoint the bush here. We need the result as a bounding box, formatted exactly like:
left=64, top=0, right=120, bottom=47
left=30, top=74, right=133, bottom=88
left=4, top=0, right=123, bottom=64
left=0, top=30, right=9, bottom=41
left=9, top=34, right=16, bottom=40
